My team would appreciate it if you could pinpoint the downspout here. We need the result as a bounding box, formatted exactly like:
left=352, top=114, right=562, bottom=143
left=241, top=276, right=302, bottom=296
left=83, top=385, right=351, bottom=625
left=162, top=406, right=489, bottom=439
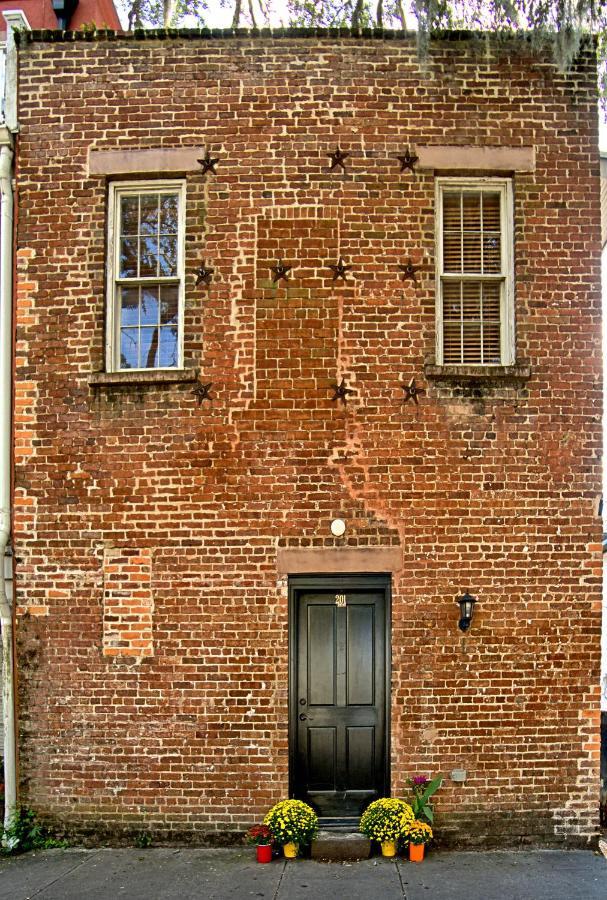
left=0, top=137, right=15, bottom=832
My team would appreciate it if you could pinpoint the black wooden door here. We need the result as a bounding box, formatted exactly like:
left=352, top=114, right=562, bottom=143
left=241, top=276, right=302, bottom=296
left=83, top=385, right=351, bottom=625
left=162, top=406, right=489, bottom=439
left=290, top=576, right=389, bottom=820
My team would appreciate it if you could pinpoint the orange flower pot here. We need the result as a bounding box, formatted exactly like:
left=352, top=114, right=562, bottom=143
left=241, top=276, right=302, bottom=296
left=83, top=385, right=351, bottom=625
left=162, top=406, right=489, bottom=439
left=409, top=842, right=425, bottom=863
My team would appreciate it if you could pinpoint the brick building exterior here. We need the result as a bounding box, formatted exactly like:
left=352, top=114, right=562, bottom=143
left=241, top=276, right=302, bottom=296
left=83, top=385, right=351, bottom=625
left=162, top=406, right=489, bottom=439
left=11, top=30, right=603, bottom=847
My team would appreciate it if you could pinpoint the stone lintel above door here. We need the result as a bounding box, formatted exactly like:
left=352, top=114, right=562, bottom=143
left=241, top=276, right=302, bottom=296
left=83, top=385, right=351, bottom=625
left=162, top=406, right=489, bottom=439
left=277, top=547, right=402, bottom=575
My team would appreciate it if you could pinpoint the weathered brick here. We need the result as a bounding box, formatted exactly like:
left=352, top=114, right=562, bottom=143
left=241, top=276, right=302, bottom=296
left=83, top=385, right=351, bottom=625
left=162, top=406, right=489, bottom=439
left=11, top=32, right=602, bottom=848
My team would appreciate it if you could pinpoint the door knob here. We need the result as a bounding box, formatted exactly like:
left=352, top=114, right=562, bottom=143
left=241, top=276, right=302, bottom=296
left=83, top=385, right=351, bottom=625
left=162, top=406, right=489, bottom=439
left=299, top=713, right=314, bottom=721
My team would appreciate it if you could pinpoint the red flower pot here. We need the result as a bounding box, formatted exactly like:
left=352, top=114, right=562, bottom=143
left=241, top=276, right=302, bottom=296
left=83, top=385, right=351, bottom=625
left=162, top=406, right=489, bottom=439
left=256, top=844, right=273, bottom=863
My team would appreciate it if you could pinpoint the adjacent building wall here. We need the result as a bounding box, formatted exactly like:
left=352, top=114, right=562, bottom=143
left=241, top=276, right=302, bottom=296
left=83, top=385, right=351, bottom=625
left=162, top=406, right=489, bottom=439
left=13, top=31, right=603, bottom=847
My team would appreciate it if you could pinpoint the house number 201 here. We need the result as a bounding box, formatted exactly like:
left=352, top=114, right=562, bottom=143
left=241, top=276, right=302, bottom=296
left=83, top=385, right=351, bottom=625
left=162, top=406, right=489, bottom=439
left=335, top=594, right=347, bottom=607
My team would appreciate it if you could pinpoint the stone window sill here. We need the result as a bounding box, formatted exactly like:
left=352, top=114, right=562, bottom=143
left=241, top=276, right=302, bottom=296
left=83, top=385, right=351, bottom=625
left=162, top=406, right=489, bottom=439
left=89, top=368, right=199, bottom=387
left=424, top=363, right=531, bottom=384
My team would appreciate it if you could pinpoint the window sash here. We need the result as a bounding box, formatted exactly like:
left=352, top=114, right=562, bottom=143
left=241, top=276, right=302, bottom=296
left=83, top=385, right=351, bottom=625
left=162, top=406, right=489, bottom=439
left=106, top=180, right=186, bottom=373
left=435, top=178, right=514, bottom=366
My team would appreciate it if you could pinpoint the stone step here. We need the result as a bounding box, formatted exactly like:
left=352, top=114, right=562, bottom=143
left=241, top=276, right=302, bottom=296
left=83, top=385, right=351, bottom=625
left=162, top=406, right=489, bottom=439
left=311, top=830, right=371, bottom=861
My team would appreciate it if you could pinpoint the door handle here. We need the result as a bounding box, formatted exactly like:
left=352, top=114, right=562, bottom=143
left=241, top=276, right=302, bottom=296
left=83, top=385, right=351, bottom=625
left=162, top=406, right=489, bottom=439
left=299, top=713, right=314, bottom=721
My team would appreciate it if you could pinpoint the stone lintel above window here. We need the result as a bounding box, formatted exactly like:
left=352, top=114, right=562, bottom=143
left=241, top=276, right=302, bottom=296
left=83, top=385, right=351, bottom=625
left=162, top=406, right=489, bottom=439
left=418, top=145, right=534, bottom=172
left=89, top=147, right=205, bottom=177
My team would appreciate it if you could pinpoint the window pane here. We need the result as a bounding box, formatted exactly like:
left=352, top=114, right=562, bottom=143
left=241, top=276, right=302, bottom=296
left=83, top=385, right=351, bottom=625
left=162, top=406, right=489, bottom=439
left=443, top=232, right=461, bottom=272
left=443, top=322, right=462, bottom=364
left=482, top=193, right=501, bottom=230
left=139, top=237, right=159, bottom=278
left=462, top=231, right=482, bottom=272
left=158, top=234, right=178, bottom=277
left=120, top=196, right=139, bottom=236
left=159, top=194, right=179, bottom=234
left=140, top=327, right=159, bottom=368
left=462, top=192, right=481, bottom=229
left=140, top=286, right=159, bottom=325
left=443, top=193, right=461, bottom=229
left=139, top=194, right=159, bottom=236
left=120, top=328, right=139, bottom=369
left=120, top=286, right=139, bottom=327
left=483, top=232, right=501, bottom=273
left=120, top=238, right=138, bottom=278
left=462, top=323, right=482, bottom=363
left=442, top=282, right=461, bottom=321
left=158, top=325, right=178, bottom=367
left=483, top=322, right=501, bottom=363
left=462, top=282, right=481, bottom=319
left=160, top=285, right=179, bottom=324
left=481, top=282, right=501, bottom=319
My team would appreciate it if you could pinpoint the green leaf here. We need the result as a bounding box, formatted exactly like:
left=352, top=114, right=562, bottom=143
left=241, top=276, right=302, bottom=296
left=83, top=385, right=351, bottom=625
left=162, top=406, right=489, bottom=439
left=420, top=774, right=443, bottom=805
left=422, top=804, right=433, bottom=823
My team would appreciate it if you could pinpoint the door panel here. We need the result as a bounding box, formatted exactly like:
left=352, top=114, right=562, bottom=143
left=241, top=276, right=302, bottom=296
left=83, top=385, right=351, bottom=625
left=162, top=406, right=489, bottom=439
left=308, top=728, right=336, bottom=789
left=291, top=578, right=389, bottom=820
left=347, top=605, right=375, bottom=706
left=308, top=605, right=336, bottom=707
left=346, top=726, right=375, bottom=790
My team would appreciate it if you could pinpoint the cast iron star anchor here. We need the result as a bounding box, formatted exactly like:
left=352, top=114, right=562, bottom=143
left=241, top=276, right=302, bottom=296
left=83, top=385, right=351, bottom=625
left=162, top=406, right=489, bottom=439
left=328, top=148, right=349, bottom=172
left=272, top=259, right=292, bottom=283
left=197, top=151, right=219, bottom=176
left=331, top=379, right=355, bottom=404
left=401, top=377, right=423, bottom=405
left=192, top=381, right=213, bottom=405
left=195, top=264, right=214, bottom=287
left=396, top=149, right=419, bottom=173
left=329, top=257, right=352, bottom=281
left=399, top=260, right=421, bottom=284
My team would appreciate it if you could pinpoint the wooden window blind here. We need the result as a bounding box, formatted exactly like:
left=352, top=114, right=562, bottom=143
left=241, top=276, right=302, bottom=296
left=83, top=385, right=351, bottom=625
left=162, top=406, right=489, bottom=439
left=437, top=179, right=513, bottom=366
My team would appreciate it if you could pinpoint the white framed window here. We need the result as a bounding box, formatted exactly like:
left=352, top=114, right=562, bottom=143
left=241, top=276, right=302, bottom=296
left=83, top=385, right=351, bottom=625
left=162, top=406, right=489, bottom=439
left=106, top=180, right=186, bottom=372
left=435, top=177, right=514, bottom=366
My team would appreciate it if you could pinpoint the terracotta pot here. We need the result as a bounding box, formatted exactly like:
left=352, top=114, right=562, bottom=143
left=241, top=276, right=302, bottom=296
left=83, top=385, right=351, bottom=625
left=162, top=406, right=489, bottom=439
left=283, top=841, right=299, bottom=859
left=256, top=844, right=272, bottom=863
left=409, top=842, right=425, bottom=862
left=381, top=840, right=397, bottom=857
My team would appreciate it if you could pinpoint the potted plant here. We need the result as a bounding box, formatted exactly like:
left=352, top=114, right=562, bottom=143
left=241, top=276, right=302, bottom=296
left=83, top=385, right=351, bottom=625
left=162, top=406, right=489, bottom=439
left=359, top=798, right=414, bottom=857
left=263, top=800, right=318, bottom=859
left=406, top=774, right=443, bottom=824
left=406, top=819, right=433, bottom=862
left=246, top=824, right=274, bottom=863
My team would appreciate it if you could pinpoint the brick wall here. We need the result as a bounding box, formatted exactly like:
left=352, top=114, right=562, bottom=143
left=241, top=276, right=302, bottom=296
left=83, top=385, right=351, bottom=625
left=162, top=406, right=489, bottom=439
left=12, top=31, right=603, bottom=847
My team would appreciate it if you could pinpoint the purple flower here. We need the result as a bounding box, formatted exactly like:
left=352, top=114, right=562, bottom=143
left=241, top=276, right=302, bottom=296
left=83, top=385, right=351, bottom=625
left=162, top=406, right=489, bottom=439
left=412, top=776, right=428, bottom=786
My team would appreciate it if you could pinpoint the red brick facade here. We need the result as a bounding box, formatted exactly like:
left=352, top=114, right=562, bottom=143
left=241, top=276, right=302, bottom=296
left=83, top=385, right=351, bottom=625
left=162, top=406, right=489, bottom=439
left=12, top=31, right=603, bottom=847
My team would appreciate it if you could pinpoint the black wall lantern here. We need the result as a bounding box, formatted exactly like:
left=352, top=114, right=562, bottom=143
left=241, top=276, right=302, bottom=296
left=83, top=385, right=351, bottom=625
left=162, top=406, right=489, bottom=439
left=457, top=592, right=477, bottom=632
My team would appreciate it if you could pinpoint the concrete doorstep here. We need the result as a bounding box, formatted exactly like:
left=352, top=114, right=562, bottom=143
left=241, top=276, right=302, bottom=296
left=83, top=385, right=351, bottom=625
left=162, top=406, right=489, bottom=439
left=0, top=847, right=606, bottom=900
left=311, top=830, right=371, bottom=861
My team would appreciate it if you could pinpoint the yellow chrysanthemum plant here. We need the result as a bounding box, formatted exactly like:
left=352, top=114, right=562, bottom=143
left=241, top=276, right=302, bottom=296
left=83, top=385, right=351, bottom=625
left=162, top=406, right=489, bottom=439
left=263, top=800, right=319, bottom=848
left=406, top=819, right=433, bottom=846
left=359, top=798, right=415, bottom=844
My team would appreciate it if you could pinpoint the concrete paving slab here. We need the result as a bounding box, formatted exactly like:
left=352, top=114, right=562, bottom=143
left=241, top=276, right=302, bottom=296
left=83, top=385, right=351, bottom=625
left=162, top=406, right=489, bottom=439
left=0, top=849, right=99, bottom=900
left=0, top=849, right=285, bottom=900
left=277, top=857, right=404, bottom=899
left=0, top=846, right=605, bottom=900
left=397, top=850, right=607, bottom=900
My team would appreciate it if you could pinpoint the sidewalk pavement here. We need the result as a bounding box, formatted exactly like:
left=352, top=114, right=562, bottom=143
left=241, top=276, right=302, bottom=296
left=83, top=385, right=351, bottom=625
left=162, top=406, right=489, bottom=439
left=0, top=847, right=606, bottom=900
